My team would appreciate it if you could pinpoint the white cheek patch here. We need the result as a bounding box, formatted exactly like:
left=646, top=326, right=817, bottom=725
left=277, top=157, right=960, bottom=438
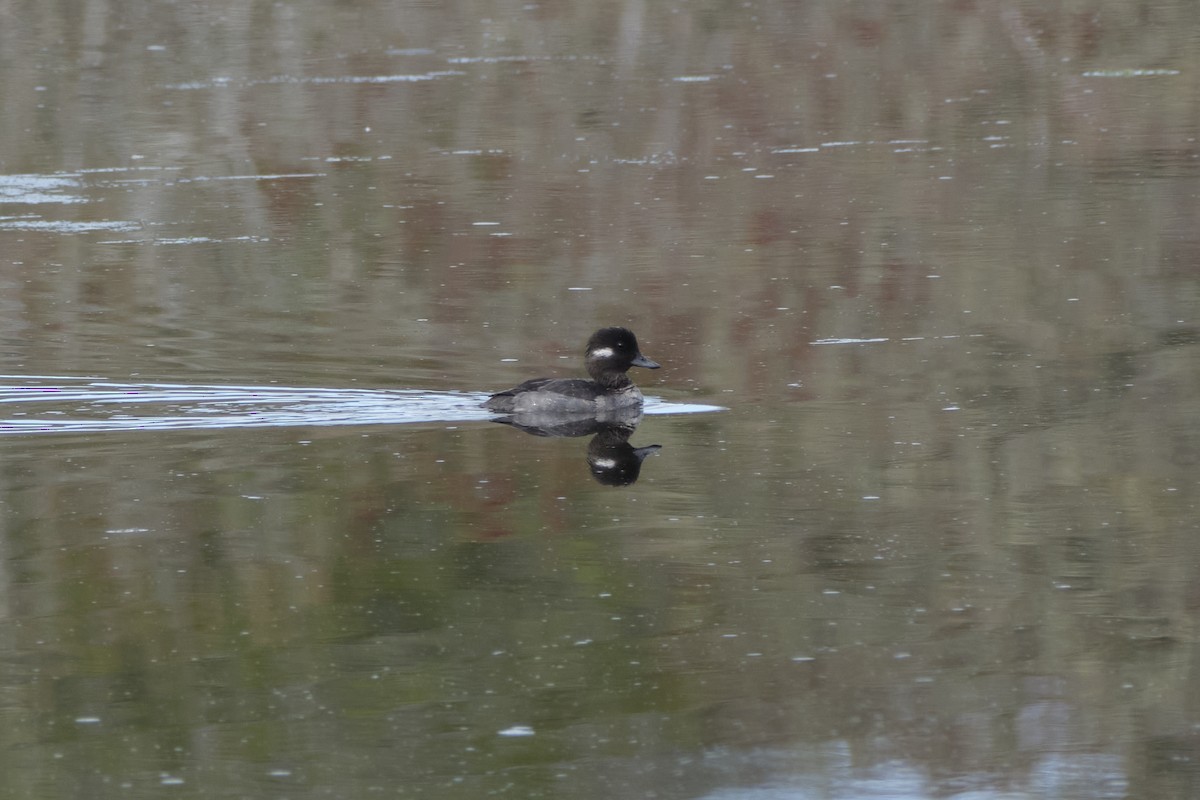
left=589, top=347, right=615, bottom=358
left=592, top=457, right=617, bottom=469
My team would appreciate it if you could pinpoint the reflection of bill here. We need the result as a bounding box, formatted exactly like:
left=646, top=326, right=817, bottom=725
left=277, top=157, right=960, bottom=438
left=490, top=406, right=661, bottom=487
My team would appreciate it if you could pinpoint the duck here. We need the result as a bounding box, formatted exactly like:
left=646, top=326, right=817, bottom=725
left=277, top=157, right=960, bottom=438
left=483, top=327, right=660, bottom=414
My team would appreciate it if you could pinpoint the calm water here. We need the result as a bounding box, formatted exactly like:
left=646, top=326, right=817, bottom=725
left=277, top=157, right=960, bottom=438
left=2, top=2, right=1199, bottom=798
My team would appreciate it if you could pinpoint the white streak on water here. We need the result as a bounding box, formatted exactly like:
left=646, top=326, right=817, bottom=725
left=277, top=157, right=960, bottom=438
left=0, top=173, right=87, bottom=204
left=448, top=55, right=594, bottom=64
left=0, top=379, right=722, bottom=435
left=0, top=219, right=140, bottom=232
left=497, top=726, right=535, bottom=737
left=174, top=173, right=324, bottom=183
left=164, top=72, right=464, bottom=90
left=811, top=338, right=890, bottom=345
left=1083, top=68, right=1180, bottom=77
left=813, top=334, right=985, bottom=346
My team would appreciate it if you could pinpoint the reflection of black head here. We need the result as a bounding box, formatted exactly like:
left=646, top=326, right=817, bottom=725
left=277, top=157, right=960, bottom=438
left=490, top=407, right=661, bottom=486
left=588, top=426, right=661, bottom=486
left=491, top=405, right=644, bottom=438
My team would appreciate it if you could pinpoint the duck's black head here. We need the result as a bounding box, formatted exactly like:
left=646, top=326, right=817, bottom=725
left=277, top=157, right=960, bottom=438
left=584, top=327, right=660, bottom=386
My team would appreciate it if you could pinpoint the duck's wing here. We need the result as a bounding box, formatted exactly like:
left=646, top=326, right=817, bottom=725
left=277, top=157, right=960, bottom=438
left=485, top=377, right=551, bottom=403
left=483, top=378, right=597, bottom=411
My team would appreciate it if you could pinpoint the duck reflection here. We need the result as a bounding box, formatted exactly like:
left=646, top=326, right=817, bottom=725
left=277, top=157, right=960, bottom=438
left=491, top=407, right=661, bottom=486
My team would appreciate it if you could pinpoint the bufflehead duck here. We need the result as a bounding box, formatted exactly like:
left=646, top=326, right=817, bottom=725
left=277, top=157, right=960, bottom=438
left=483, top=327, right=660, bottom=414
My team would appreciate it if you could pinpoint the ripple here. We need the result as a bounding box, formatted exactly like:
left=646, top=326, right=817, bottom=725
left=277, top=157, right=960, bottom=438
left=0, top=219, right=140, bottom=233
left=0, top=379, right=722, bottom=435
left=164, top=72, right=464, bottom=90
left=0, top=173, right=87, bottom=204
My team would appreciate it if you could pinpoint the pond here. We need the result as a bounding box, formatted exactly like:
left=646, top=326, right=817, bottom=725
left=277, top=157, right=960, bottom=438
left=1, top=2, right=1198, bottom=798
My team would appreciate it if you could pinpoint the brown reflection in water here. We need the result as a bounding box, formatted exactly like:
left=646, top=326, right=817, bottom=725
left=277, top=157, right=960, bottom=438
left=0, top=1, right=1199, bottom=798
left=0, top=3, right=1192, bottom=389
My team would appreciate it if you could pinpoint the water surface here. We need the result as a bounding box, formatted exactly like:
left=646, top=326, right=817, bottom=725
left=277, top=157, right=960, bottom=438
left=1, top=2, right=1199, bottom=798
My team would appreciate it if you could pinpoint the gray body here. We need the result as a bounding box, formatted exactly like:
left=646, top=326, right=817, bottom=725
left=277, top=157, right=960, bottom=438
left=486, top=380, right=643, bottom=414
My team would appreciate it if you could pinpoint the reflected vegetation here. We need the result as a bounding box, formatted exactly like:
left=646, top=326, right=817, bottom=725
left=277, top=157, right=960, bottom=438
left=0, top=1, right=1199, bottom=799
